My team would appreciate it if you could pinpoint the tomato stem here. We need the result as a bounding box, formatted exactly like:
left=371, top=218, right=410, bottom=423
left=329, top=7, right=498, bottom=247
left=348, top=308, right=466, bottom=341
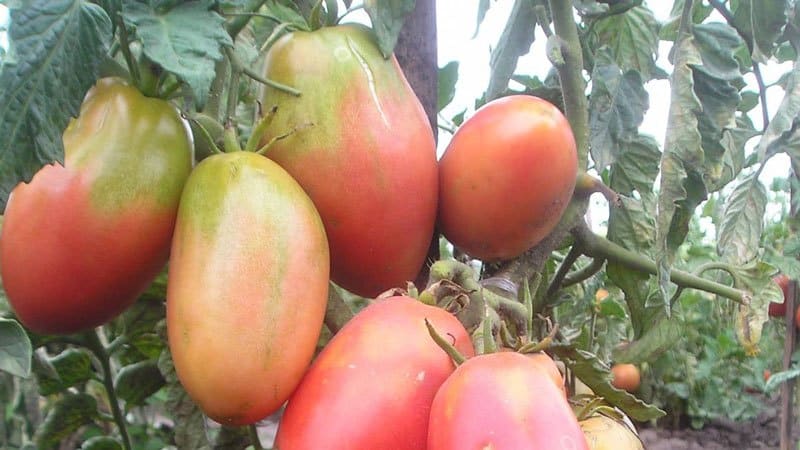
left=245, top=105, right=278, bottom=152
left=84, top=330, right=133, bottom=450
left=225, top=46, right=302, bottom=97
left=248, top=424, right=264, bottom=450
left=115, top=15, right=140, bottom=89
left=425, top=319, right=467, bottom=366
left=191, top=116, right=225, bottom=155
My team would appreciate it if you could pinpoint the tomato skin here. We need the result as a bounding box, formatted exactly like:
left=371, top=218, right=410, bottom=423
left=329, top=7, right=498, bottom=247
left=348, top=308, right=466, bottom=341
left=259, top=24, right=438, bottom=297
left=610, top=363, right=641, bottom=392
left=1, top=78, right=193, bottom=335
left=579, top=414, right=643, bottom=450
left=428, top=351, right=588, bottom=450
left=438, top=95, right=578, bottom=261
left=166, top=151, right=329, bottom=426
left=275, top=296, right=474, bottom=450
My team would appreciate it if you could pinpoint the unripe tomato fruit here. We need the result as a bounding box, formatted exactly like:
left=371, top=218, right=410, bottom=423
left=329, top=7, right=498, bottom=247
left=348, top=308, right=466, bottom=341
left=579, top=414, right=643, bottom=450
left=769, top=274, right=790, bottom=317
left=275, top=296, right=474, bottom=450
left=428, top=351, right=588, bottom=449
left=438, top=95, right=578, bottom=261
left=166, top=151, right=329, bottom=426
left=611, top=363, right=641, bottom=392
left=259, top=24, right=438, bottom=297
left=1, top=78, right=193, bottom=334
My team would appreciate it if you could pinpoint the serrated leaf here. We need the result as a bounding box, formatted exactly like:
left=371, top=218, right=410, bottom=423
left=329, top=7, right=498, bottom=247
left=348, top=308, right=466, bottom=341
left=731, top=260, right=781, bottom=354
left=122, top=1, right=231, bottom=107
left=607, top=195, right=656, bottom=257
left=606, top=263, right=662, bottom=339
left=765, top=366, right=800, bottom=392
left=756, top=62, right=800, bottom=162
left=36, top=348, right=93, bottom=396
left=656, top=33, right=707, bottom=313
left=158, top=348, right=211, bottom=449
left=0, top=318, right=31, bottom=378
left=590, top=6, right=660, bottom=80
left=251, top=0, right=309, bottom=50
left=34, top=393, right=97, bottom=449
left=549, top=345, right=665, bottom=421
left=113, top=296, right=165, bottom=338
left=81, top=436, right=123, bottom=450
left=732, top=0, right=788, bottom=63
left=473, top=0, right=491, bottom=37
left=364, top=0, right=416, bottom=58
left=0, top=0, right=111, bottom=210
left=588, top=52, right=648, bottom=169
left=612, top=315, right=682, bottom=364
left=115, top=360, right=165, bottom=409
left=660, top=0, right=712, bottom=41
left=598, top=297, right=627, bottom=319
left=717, top=173, right=767, bottom=264
left=485, top=0, right=536, bottom=100
left=437, top=61, right=458, bottom=112
left=609, top=134, right=661, bottom=196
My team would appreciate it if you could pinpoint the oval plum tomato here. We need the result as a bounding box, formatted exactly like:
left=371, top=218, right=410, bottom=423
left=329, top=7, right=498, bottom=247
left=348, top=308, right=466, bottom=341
left=166, top=151, right=329, bottom=426
left=500, top=348, right=566, bottom=397
left=428, top=351, right=588, bottom=450
left=438, top=95, right=578, bottom=261
left=275, top=296, right=474, bottom=450
left=769, top=274, right=790, bottom=317
left=258, top=24, right=437, bottom=297
left=610, top=363, right=641, bottom=392
left=0, top=78, right=193, bottom=335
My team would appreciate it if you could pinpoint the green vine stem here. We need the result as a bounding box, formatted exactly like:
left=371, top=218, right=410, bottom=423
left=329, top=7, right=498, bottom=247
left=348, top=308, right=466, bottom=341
left=324, top=284, right=354, bottom=334
left=84, top=331, right=132, bottom=450
left=546, top=243, right=583, bottom=298
left=547, top=0, right=589, bottom=170
left=561, top=257, right=606, bottom=289
left=225, top=47, right=302, bottom=97
left=248, top=424, right=264, bottom=450
left=572, top=222, right=748, bottom=304
left=425, top=319, right=467, bottom=365
left=115, top=15, right=140, bottom=89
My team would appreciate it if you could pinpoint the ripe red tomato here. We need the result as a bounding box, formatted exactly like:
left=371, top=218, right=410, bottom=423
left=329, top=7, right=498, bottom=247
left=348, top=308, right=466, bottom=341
left=428, top=351, right=588, bottom=449
left=611, top=363, right=641, bottom=392
left=1, top=78, right=193, bottom=334
left=500, top=348, right=566, bottom=397
left=769, top=274, right=790, bottom=317
left=166, top=151, right=329, bottom=426
left=438, top=95, right=578, bottom=261
left=275, top=296, right=474, bottom=449
left=259, top=24, right=437, bottom=297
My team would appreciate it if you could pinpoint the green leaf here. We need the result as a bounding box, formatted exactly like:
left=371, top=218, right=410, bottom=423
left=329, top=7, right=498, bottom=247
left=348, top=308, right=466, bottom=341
left=34, top=393, right=97, bottom=449
left=656, top=34, right=706, bottom=312
left=122, top=0, right=232, bottom=107
left=0, top=318, right=31, bottom=378
left=115, top=360, right=165, bottom=409
left=588, top=52, right=648, bottom=169
left=606, top=263, right=661, bottom=339
left=437, top=61, right=459, bottom=112
left=251, top=0, right=309, bottom=50
left=486, top=0, right=536, bottom=101
left=717, top=173, right=767, bottom=264
left=574, top=0, right=609, bottom=17
left=81, top=436, right=123, bottom=450
left=158, top=348, right=211, bottom=449
left=0, top=0, right=112, bottom=209
left=731, top=260, right=781, bottom=354
left=660, top=0, right=712, bottom=41
left=473, top=0, right=492, bottom=36
left=765, top=366, right=800, bottom=392
left=364, top=0, right=416, bottom=58
left=589, top=6, right=660, bottom=80
left=609, top=134, right=661, bottom=197
left=607, top=196, right=656, bottom=258
left=549, top=345, right=665, bottom=421
left=36, top=348, right=93, bottom=396
left=598, top=297, right=627, bottom=319
left=732, top=0, right=788, bottom=63
left=756, top=61, right=800, bottom=161
left=612, top=315, right=682, bottom=364
left=112, top=296, right=165, bottom=339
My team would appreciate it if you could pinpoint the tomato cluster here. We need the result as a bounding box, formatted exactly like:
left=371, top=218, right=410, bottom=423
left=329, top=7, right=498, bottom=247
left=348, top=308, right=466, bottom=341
left=1, top=23, right=593, bottom=448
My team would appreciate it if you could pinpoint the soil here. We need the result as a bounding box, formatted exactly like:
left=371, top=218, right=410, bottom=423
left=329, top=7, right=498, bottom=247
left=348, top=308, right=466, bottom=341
left=638, top=398, right=800, bottom=450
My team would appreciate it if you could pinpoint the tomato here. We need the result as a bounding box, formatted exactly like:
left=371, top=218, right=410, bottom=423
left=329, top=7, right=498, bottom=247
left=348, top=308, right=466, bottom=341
left=764, top=369, right=771, bottom=382
left=769, top=274, right=790, bottom=317
left=428, top=351, right=588, bottom=449
left=579, top=414, right=643, bottom=450
left=501, top=349, right=566, bottom=397
left=0, top=78, right=193, bottom=334
left=275, top=296, right=474, bottom=449
left=610, top=363, right=641, bottom=392
left=438, top=95, right=578, bottom=261
left=258, top=24, right=437, bottom=297
left=166, top=151, right=329, bottom=426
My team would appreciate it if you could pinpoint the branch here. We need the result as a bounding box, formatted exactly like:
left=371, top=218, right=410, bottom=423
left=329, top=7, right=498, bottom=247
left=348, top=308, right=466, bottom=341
left=546, top=243, right=584, bottom=298
left=572, top=222, right=747, bottom=303
left=226, top=0, right=270, bottom=39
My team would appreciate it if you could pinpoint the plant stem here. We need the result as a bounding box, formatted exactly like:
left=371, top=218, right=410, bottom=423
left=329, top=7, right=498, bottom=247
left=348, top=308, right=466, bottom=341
left=573, top=223, right=747, bottom=303
left=116, top=15, right=140, bottom=88
left=85, top=331, right=132, bottom=450
left=546, top=243, right=583, bottom=298
left=561, top=257, right=606, bottom=288
left=547, top=0, right=589, bottom=170
left=425, top=319, right=467, bottom=365
left=248, top=424, right=264, bottom=450
left=226, top=47, right=302, bottom=97
left=226, top=0, right=270, bottom=39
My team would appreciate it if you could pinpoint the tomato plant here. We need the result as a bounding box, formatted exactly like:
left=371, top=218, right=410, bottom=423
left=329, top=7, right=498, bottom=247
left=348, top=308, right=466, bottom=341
left=437, top=95, right=577, bottom=261
left=167, top=151, right=329, bottom=426
left=275, top=296, right=473, bottom=449
left=1, top=78, right=193, bottom=335
left=257, top=23, right=438, bottom=298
